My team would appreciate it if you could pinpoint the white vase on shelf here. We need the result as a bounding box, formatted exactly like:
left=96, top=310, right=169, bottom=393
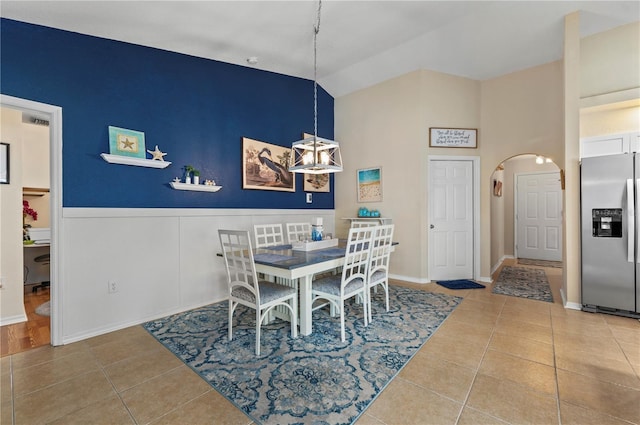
left=193, top=176, right=200, bottom=185
left=185, top=176, right=191, bottom=184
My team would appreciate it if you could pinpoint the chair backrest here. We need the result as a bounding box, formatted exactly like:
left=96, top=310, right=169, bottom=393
left=253, top=223, right=285, bottom=248
left=341, top=226, right=375, bottom=289
left=286, top=222, right=311, bottom=243
left=369, top=224, right=394, bottom=277
left=351, top=221, right=378, bottom=228
left=218, top=229, right=259, bottom=302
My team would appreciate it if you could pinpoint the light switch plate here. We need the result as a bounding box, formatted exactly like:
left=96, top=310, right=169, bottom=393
left=306, top=193, right=312, bottom=203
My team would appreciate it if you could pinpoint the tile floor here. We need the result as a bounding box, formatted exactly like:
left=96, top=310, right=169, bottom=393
left=1, top=262, right=639, bottom=424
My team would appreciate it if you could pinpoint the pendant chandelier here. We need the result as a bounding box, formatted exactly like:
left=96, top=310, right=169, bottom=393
left=288, top=0, right=343, bottom=174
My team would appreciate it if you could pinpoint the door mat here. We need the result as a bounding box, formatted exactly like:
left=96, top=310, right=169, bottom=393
left=436, top=279, right=485, bottom=290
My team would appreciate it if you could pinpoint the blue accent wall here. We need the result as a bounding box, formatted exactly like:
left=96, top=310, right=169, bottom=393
left=1, top=19, right=335, bottom=209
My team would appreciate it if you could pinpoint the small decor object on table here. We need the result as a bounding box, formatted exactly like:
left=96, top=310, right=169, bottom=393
left=292, top=238, right=338, bottom=251
left=311, top=217, right=324, bottom=241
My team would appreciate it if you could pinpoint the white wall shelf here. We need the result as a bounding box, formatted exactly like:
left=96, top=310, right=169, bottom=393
left=101, top=153, right=171, bottom=169
left=170, top=182, right=222, bottom=192
left=342, top=217, right=392, bottom=224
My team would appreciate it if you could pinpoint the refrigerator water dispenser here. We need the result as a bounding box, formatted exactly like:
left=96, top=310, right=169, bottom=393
left=592, top=209, right=622, bottom=237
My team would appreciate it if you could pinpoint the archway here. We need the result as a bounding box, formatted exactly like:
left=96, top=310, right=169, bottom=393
left=489, top=153, right=563, bottom=275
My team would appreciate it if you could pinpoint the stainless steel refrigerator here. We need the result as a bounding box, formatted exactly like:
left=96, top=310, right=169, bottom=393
left=581, top=153, right=640, bottom=317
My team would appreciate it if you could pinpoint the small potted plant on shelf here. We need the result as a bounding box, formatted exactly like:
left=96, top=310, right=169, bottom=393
left=192, top=168, right=201, bottom=185
left=183, top=165, right=200, bottom=184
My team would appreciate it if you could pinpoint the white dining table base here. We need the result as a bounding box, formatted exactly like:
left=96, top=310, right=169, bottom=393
left=255, top=257, right=343, bottom=336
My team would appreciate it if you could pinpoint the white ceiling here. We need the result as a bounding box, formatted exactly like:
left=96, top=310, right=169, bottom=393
left=1, top=1, right=638, bottom=97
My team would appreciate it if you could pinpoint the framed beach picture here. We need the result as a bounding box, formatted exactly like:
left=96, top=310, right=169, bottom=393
left=357, top=166, right=382, bottom=202
left=108, top=126, right=146, bottom=158
left=242, top=137, right=295, bottom=192
left=0, top=143, right=9, bottom=184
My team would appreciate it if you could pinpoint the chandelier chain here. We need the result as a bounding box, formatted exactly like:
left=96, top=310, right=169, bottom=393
left=313, top=0, right=321, bottom=146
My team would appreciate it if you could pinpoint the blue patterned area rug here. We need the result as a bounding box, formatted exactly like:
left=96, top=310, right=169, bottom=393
left=492, top=266, right=554, bottom=303
left=143, top=285, right=460, bottom=425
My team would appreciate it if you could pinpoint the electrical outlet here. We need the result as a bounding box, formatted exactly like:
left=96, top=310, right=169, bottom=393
left=108, top=280, right=118, bottom=294
left=306, top=193, right=312, bottom=203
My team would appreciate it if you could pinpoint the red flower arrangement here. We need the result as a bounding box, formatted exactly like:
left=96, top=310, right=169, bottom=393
left=23, top=200, right=38, bottom=221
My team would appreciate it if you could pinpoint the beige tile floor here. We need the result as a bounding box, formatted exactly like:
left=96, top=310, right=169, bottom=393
left=2, top=262, right=639, bottom=425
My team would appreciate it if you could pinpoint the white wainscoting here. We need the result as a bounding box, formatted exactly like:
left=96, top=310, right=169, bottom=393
left=60, top=208, right=335, bottom=344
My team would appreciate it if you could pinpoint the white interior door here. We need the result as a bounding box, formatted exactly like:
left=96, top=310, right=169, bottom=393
left=428, top=160, right=474, bottom=280
left=516, top=172, right=562, bottom=261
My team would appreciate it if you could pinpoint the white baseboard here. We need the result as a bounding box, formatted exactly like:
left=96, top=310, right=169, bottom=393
left=560, top=288, right=582, bottom=310
left=62, top=296, right=227, bottom=345
left=389, top=274, right=492, bottom=284
left=491, top=255, right=514, bottom=275
left=0, top=313, right=28, bottom=327
left=389, top=273, right=430, bottom=284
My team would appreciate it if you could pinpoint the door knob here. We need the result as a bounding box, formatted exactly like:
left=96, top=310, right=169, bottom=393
left=430, top=224, right=434, bottom=229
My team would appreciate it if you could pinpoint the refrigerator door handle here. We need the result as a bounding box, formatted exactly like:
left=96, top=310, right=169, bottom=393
left=637, top=179, right=640, bottom=264
left=628, top=179, right=635, bottom=263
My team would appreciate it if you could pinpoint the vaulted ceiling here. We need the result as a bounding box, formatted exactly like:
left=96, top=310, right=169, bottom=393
left=1, top=1, right=638, bottom=97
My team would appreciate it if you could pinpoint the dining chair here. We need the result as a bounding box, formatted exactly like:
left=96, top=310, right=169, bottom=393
left=350, top=221, right=377, bottom=228
left=311, top=226, right=374, bottom=342
left=286, top=222, right=311, bottom=243
left=218, top=229, right=298, bottom=355
left=367, top=224, right=395, bottom=322
left=254, top=223, right=297, bottom=288
left=253, top=223, right=285, bottom=248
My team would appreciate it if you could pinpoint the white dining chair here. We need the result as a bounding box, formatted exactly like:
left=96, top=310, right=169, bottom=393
left=286, top=222, right=311, bottom=243
left=253, top=223, right=285, bottom=248
left=218, top=229, right=297, bottom=355
left=350, top=221, right=377, bottom=228
left=367, top=224, right=394, bottom=322
left=311, top=226, right=374, bottom=342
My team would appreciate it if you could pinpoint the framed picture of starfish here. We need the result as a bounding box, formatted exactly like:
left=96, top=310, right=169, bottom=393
left=108, top=126, right=146, bottom=158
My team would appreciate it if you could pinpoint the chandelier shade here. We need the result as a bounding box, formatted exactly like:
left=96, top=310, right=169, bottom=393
left=289, top=135, right=342, bottom=174
left=288, top=0, right=342, bottom=174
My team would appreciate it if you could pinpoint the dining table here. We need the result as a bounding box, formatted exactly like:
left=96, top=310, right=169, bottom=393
left=251, top=240, right=396, bottom=336
left=252, top=242, right=346, bottom=336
